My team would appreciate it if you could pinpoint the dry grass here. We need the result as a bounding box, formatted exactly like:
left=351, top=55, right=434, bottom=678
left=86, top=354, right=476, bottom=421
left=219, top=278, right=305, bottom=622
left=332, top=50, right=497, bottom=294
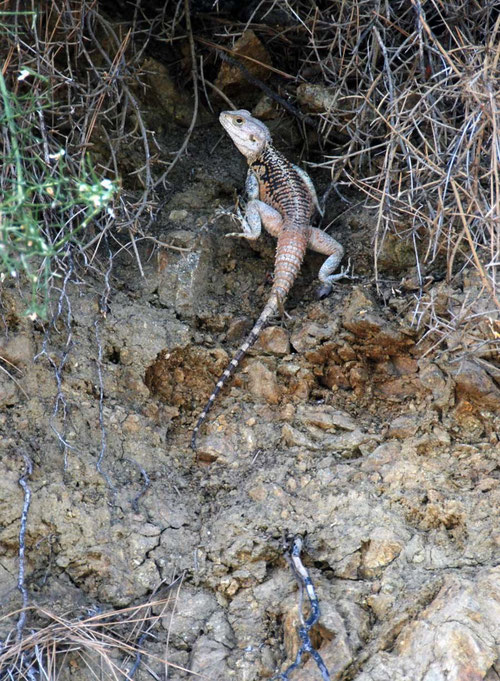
left=291, top=0, right=499, bottom=348
left=0, top=590, right=198, bottom=681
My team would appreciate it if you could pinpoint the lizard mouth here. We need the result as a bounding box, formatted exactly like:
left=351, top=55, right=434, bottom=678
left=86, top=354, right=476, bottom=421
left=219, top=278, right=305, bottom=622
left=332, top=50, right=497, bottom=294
left=219, top=111, right=238, bottom=129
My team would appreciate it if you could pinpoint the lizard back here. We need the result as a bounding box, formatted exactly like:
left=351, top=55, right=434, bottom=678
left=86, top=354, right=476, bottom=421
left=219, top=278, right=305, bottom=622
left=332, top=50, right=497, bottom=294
left=251, top=145, right=314, bottom=301
left=250, top=145, right=314, bottom=231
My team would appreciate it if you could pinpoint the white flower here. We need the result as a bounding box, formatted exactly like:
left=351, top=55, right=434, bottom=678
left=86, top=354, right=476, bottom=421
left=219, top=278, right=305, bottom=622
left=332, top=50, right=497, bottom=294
left=48, top=149, right=66, bottom=160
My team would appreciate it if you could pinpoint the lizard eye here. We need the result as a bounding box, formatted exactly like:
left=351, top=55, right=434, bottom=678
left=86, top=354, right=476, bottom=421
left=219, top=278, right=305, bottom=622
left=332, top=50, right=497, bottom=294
left=235, top=117, right=244, bottom=124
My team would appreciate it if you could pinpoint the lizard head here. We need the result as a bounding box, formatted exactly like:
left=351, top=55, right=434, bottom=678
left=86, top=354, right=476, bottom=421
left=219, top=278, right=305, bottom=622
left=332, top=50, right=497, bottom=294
left=219, top=110, right=271, bottom=159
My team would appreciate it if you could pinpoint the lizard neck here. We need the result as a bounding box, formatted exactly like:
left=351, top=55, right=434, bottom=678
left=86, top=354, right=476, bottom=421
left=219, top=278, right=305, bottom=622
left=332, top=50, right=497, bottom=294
left=244, top=141, right=269, bottom=165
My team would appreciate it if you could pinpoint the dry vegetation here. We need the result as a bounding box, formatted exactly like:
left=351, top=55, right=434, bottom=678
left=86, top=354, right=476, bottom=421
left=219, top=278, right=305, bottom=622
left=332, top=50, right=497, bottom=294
left=1, top=0, right=498, bottom=342
left=0, top=587, right=190, bottom=680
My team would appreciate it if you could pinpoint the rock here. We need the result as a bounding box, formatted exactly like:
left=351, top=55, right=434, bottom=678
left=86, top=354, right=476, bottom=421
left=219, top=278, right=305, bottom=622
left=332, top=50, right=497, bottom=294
left=140, top=57, right=209, bottom=127
left=290, top=322, right=333, bottom=353
left=376, top=232, right=417, bottom=272
left=0, top=375, right=19, bottom=407
left=246, top=360, right=280, bottom=404
left=418, top=361, right=453, bottom=408
left=190, top=634, right=231, bottom=679
left=376, top=377, right=421, bottom=400
left=296, top=404, right=357, bottom=431
left=388, top=415, right=420, bottom=439
left=0, top=333, right=32, bottom=364
left=453, top=359, right=500, bottom=411
left=284, top=607, right=352, bottom=681
left=257, top=326, right=290, bottom=355
left=452, top=399, right=485, bottom=439
left=392, top=356, right=418, bottom=374
left=277, top=363, right=315, bottom=399
left=282, top=420, right=379, bottom=456
left=162, top=588, right=219, bottom=646
left=342, top=288, right=415, bottom=357
left=361, top=527, right=405, bottom=577
left=157, top=232, right=215, bottom=320
left=357, top=568, right=500, bottom=681
left=215, top=30, right=271, bottom=92
left=296, top=83, right=370, bottom=140
left=324, top=364, right=351, bottom=390
left=281, top=422, right=318, bottom=449
left=296, top=82, right=337, bottom=112
left=168, top=209, right=188, bottom=221
left=145, top=346, right=228, bottom=406
left=226, top=317, right=252, bottom=341
left=252, top=95, right=277, bottom=119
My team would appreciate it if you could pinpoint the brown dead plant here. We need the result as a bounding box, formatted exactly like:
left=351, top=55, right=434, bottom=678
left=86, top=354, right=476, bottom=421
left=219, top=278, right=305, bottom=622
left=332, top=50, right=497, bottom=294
left=0, top=589, right=200, bottom=681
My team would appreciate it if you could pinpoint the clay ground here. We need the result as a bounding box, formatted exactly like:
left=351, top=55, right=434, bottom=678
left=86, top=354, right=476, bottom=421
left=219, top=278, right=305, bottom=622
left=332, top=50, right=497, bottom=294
left=1, top=113, right=500, bottom=681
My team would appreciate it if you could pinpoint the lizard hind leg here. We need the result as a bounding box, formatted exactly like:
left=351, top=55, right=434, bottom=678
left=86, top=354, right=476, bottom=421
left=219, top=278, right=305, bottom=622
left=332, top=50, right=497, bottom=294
left=307, top=227, right=347, bottom=298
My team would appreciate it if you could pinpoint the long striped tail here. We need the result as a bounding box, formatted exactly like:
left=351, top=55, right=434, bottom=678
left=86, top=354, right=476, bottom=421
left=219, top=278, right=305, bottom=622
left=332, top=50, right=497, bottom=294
left=190, top=228, right=308, bottom=450
left=190, top=297, right=278, bottom=450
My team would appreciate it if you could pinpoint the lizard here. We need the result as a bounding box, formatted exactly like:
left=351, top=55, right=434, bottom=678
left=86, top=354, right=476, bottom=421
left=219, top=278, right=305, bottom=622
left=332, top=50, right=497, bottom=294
left=190, top=109, right=346, bottom=450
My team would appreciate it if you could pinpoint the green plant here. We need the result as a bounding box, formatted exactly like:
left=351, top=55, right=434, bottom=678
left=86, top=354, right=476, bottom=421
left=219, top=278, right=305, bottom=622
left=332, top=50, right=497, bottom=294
left=0, top=66, right=116, bottom=318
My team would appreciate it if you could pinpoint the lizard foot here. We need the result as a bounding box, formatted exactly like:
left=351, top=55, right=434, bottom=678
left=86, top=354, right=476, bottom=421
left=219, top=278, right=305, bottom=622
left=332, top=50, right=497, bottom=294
left=224, top=206, right=260, bottom=240
left=214, top=207, right=237, bottom=220
left=316, top=260, right=352, bottom=299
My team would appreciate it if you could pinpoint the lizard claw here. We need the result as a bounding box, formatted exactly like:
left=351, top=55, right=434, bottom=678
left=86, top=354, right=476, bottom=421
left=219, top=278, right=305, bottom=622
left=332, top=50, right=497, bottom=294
left=316, top=259, right=352, bottom=298
left=214, top=207, right=235, bottom=219
left=335, top=261, right=352, bottom=281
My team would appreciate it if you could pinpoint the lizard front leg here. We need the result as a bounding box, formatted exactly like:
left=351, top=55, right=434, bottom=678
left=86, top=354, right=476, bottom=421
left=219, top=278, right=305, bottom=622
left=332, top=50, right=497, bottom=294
left=226, top=170, right=284, bottom=240
left=308, top=227, right=348, bottom=297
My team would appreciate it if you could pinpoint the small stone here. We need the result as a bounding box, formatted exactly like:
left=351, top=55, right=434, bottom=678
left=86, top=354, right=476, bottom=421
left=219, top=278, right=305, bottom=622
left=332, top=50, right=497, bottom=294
left=257, top=326, right=290, bottom=355
left=281, top=423, right=317, bottom=449
left=296, top=405, right=357, bottom=431
left=377, top=377, right=420, bottom=400
left=0, top=377, right=19, bottom=407
left=246, top=360, right=280, bottom=404
left=168, top=209, right=188, bottom=221
left=453, top=359, right=500, bottom=411
left=362, top=528, right=405, bottom=577
left=334, top=552, right=361, bottom=580
left=367, top=592, right=395, bottom=619
left=452, top=400, right=484, bottom=439
left=337, top=343, right=357, bottom=361
left=252, top=96, right=277, bottom=119
left=226, top=317, right=252, bottom=341
left=393, top=356, right=418, bottom=374
left=215, top=30, right=271, bottom=92
left=296, top=82, right=337, bottom=112
left=324, top=364, right=351, bottom=390
left=123, top=414, right=142, bottom=433
left=388, top=415, right=420, bottom=439
left=0, top=334, right=32, bottom=364
left=342, top=288, right=415, bottom=356
left=290, top=322, right=331, bottom=353
left=418, top=361, right=452, bottom=408
left=248, top=485, right=267, bottom=501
